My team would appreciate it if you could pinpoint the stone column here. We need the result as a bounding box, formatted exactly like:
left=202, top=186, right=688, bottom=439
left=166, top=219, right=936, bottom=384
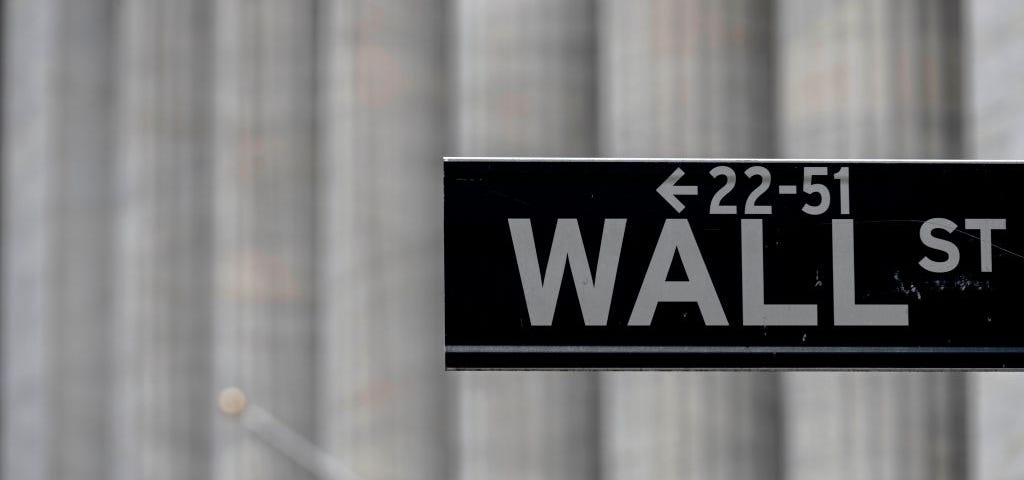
left=211, top=1, right=318, bottom=479
left=317, top=1, right=447, bottom=479
left=598, top=1, right=781, bottom=478
left=452, top=1, right=600, bottom=479
left=2, top=1, right=115, bottom=479
left=967, top=1, right=1024, bottom=479
left=968, top=0, right=1024, bottom=159
left=778, top=1, right=966, bottom=479
left=111, top=1, right=212, bottom=479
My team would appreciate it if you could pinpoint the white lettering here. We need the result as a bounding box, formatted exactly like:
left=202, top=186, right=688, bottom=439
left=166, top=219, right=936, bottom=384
left=628, top=219, right=728, bottom=326
left=741, top=219, right=817, bottom=326
left=508, top=218, right=626, bottom=326
left=919, top=218, right=960, bottom=273
left=833, top=219, right=908, bottom=326
left=964, top=218, right=1006, bottom=273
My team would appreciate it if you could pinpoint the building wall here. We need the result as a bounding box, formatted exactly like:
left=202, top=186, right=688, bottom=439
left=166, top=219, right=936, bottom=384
left=598, top=2, right=781, bottom=478
left=968, top=1, right=1024, bottom=479
left=3, top=1, right=115, bottom=478
left=778, top=2, right=965, bottom=479
left=3, top=1, right=1018, bottom=479
left=113, top=1, right=212, bottom=479
left=317, top=1, right=448, bottom=478
left=452, top=2, right=599, bottom=479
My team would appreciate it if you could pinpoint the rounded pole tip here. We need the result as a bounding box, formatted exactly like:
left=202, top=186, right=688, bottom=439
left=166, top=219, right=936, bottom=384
left=218, top=387, right=248, bottom=416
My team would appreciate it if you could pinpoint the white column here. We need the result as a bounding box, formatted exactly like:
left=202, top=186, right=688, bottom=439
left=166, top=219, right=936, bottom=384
left=779, top=1, right=966, bottom=479
left=598, top=2, right=781, bottom=478
left=778, top=0, right=962, bottom=159
left=212, top=0, right=318, bottom=479
left=968, top=1, right=1024, bottom=479
left=452, top=1, right=599, bottom=479
left=968, top=0, right=1024, bottom=159
left=112, top=1, right=212, bottom=479
left=2, top=1, right=115, bottom=479
left=317, top=1, right=447, bottom=479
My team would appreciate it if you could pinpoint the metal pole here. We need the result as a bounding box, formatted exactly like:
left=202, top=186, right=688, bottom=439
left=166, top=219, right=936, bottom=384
left=219, top=388, right=366, bottom=480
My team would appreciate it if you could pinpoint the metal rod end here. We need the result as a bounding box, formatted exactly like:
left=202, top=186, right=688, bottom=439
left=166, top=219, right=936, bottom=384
left=218, top=387, right=248, bottom=416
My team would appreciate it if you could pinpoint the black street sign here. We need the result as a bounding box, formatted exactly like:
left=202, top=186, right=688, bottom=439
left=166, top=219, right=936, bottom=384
left=443, top=158, right=1024, bottom=369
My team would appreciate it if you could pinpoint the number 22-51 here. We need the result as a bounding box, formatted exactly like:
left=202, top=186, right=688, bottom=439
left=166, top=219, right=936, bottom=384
left=707, top=166, right=850, bottom=216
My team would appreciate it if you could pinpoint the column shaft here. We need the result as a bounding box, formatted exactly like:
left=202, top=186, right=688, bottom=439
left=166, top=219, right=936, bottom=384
left=968, top=1, right=1024, bottom=479
left=317, top=0, right=448, bottom=479
left=2, top=1, right=115, bottom=478
left=598, top=2, right=781, bottom=479
left=212, top=1, right=318, bottom=478
left=112, top=1, right=212, bottom=479
left=779, top=1, right=966, bottom=479
left=452, top=1, right=599, bottom=479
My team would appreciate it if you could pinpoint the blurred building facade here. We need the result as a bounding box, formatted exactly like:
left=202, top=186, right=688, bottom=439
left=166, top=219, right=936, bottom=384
left=3, top=0, right=1024, bottom=479
left=780, top=1, right=967, bottom=479
left=599, top=2, right=781, bottom=479
left=452, top=2, right=600, bottom=479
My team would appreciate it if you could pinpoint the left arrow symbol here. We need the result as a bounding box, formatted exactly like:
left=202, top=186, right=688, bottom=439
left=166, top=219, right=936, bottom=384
left=657, top=168, right=698, bottom=213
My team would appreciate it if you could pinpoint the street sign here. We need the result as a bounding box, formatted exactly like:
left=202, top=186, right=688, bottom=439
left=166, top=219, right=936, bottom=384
left=444, top=158, right=1024, bottom=369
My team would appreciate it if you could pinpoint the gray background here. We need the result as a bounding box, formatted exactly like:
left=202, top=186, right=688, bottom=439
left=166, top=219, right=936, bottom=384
left=2, top=0, right=1023, bottom=479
